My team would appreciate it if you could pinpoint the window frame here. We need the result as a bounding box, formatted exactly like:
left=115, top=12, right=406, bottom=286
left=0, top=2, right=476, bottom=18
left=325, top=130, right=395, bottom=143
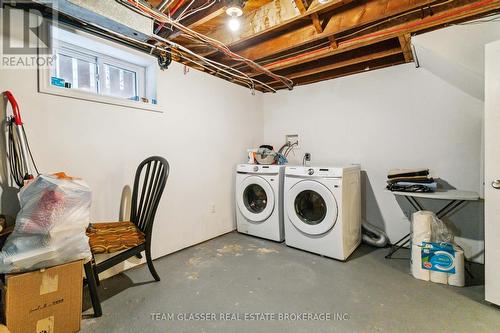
left=38, top=23, right=161, bottom=113
left=97, top=54, right=146, bottom=100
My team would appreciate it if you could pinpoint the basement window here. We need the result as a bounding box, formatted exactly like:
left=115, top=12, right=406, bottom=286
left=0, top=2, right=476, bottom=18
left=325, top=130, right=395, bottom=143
left=39, top=24, right=159, bottom=112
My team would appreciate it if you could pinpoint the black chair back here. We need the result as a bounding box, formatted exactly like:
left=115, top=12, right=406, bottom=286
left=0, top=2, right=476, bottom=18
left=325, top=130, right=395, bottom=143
left=130, top=156, right=169, bottom=234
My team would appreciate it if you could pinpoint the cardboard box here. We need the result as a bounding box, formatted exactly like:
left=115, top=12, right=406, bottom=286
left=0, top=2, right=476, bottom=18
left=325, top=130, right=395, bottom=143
left=3, top=260, right=83, bottom=333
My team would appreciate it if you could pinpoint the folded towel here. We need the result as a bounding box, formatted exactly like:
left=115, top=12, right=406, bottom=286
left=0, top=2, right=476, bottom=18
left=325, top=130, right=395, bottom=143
left=388, top=168, right=429, bottom=179
left=387, top=176, right=435, bottom=184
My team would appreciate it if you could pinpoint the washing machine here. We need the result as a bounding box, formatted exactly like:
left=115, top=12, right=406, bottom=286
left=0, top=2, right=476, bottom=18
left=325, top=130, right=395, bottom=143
left=236, top=164, right=285, bottom=242
left=284, top=165, right=361, bottom=260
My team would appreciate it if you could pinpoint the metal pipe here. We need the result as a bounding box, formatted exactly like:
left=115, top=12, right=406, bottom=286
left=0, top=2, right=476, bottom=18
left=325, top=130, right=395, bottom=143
left=362, top=222, right=389, bottom=248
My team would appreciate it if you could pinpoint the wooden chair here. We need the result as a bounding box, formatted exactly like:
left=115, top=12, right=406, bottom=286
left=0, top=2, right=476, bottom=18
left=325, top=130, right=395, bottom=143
left=84, top=156, right=169, bottom=317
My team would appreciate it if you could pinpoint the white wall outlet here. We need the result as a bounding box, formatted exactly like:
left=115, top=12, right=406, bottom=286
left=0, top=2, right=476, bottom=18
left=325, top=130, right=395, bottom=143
left=286, top=134, right=299, bottom=148
left=209, top=203, right=216, bottom=214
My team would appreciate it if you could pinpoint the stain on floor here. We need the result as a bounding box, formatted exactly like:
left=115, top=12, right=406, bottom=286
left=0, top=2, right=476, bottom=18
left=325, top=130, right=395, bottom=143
left=81, top=231, right=499, bottom=333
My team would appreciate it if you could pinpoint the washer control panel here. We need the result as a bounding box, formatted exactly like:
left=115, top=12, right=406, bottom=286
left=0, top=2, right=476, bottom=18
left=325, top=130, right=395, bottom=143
left=285, top=166, right=346, bottom=178
left=237, top=164, right=282, bottom=175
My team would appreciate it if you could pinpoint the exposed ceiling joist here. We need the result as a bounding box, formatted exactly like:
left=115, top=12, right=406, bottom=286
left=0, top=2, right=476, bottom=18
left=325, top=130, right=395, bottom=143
left=272, top=54, right=406, bottom=88
left=398, top=33, right=414, bottom=62
left=142, top=0, right=500, bottom=91
left=201, top=0, right=353, bottom=53
left=223, top=0, right=439, bottom=61
left=264, top=47, right=403, bottom=84
left=165, top=2, right=228, bottom=39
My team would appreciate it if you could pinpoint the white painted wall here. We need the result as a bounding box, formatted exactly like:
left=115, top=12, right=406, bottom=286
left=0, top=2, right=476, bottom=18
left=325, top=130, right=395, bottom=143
left=412, top=17, right=500, bottom=100
left=0, top=56, right=263, bottom=272
left=0, top=16, right=488, bottom=272
left=262, top=64, right=485, bottom=262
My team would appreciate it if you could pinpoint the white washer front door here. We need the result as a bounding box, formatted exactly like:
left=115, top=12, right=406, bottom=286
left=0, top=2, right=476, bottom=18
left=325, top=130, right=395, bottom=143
left=237, top=176, right=275, bottom=223
left=287, top=180, right=338, bottom=235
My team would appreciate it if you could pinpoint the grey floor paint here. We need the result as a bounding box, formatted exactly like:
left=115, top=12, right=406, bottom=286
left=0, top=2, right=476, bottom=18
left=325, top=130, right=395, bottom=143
left=82, top=232, right=500, bottom=332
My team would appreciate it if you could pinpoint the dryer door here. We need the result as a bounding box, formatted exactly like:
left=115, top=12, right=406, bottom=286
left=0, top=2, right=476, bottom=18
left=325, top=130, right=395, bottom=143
left=237, top=176, right=275, bottom=223
left=287, top=180, right=338, bottom=235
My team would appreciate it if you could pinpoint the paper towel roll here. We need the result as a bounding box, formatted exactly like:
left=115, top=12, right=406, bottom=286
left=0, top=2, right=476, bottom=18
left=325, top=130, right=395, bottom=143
left=412, top=211, right=433, bottom=244
left=411, top=245, right=429, bottom=281
left=448, top=246, right=465, bottom=287
left=430, top=271, right=448, bottom=284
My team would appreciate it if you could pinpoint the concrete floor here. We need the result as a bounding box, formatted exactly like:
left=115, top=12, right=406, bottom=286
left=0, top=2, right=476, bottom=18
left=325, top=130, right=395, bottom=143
left=82, top=232, right=500, bottom=332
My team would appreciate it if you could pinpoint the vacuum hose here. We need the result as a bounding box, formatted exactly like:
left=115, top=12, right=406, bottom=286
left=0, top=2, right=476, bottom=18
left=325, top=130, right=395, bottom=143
left=4, top=91, right=39, bottom=187
left=362, top=222, right=389, bottom=248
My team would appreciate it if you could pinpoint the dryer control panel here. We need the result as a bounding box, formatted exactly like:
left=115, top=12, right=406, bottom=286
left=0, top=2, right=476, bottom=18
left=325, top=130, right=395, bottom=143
left=285, top=166, right=350, bottom=178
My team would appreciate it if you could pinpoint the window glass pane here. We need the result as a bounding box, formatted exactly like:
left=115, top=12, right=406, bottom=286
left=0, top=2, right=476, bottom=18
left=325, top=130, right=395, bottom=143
left=102, top=63, right=137, bottom=99
left=77, top=59, right=96, bottom=92
left=57, top=53, right=73, bottom=84
left=53, top=52, right=97, bottom=93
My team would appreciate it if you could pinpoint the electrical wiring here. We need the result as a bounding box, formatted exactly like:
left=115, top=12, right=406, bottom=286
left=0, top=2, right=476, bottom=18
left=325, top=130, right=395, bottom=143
left=260, top=41, right=331, bottom=66
left=342, top=0, right=497, bottom=45
left=169, top=0, right=187, bottom=15
left=337, top=0, right=456, bottom=42
left=175, top=0, right=196, bottom=21
left=237, top=0, right=458, bottom=71
left=177, top=0, right=217, bottom=22
left=155, top=34, right=278, bottom=92
left=121, top=0, right=295, bottom=90
left=231, top=40, right=332, bottom=72
left=258, top=0, right=498, bottom=70
left=67, top=12, right=276, bottom=92
left=158, top=0, right=175, bottom=12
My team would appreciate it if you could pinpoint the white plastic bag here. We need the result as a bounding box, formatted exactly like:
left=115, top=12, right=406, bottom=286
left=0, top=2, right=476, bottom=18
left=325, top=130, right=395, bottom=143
left=0, top=173, right=92, bottom=273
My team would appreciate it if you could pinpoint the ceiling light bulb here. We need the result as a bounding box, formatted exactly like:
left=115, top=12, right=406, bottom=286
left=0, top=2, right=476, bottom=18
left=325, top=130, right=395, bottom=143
left=226, top=6, right=243, bottom=17
left=228, top=17, right=241, bottom=31
left=318, top=0, right=330, bottom=3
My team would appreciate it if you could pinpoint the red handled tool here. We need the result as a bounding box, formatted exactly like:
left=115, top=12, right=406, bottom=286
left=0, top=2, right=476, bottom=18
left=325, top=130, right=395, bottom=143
left=3, top=91, right=39, bottom=187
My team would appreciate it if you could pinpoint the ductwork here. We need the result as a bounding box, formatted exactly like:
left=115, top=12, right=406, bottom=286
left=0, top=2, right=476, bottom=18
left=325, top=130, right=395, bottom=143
left=362, top=222, right=389, bottom=248
left=36, top=0, right=154, bottom=42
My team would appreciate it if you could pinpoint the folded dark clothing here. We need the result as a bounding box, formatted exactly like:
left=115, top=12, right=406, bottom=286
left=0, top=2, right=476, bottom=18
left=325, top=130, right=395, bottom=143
left=387, top=177, right=435, bottom=184
left=387, top=168, right=429, bottom=179
left=386, top=183, right=434, bottom=193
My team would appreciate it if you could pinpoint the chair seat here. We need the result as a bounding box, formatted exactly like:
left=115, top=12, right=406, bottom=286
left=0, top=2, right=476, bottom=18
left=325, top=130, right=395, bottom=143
left=87, top=221, right=145, bottom=254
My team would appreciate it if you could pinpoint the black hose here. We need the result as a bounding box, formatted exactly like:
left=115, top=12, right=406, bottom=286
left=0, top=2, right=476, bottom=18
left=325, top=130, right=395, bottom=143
left=7, top=118, right=39, bottom=187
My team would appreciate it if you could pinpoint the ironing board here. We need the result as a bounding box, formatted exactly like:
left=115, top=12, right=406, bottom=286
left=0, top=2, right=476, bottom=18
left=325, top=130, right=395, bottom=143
left=385, top=189, right=480, bottom=259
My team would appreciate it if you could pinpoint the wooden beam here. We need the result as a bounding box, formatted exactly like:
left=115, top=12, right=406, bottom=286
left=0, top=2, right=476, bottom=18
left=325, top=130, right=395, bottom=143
left=175, top=0, right=500, bottom=91
left=257, top=1, right=500, bottom=74
left=188, top=7, right=227, bottom=29
left=310, top=12, right=323, bottom=33
left=227, top=0, right=500, bottom=64
left=294, top=0, right=338, bottom=47
left=265, top=47, right=403, bottom=83
left=398, top=33, right=414, bottom=62
left=203, top=0, right=354, bottom=51
left=294, top=60, right=406, bottom=87
left=165, top=3, right=227, bottom=39
left=225, top=0, right=438, bottom=61
left=293, top=0, right=307, bottom=14
left=271, top=54, right=405, bottom=89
